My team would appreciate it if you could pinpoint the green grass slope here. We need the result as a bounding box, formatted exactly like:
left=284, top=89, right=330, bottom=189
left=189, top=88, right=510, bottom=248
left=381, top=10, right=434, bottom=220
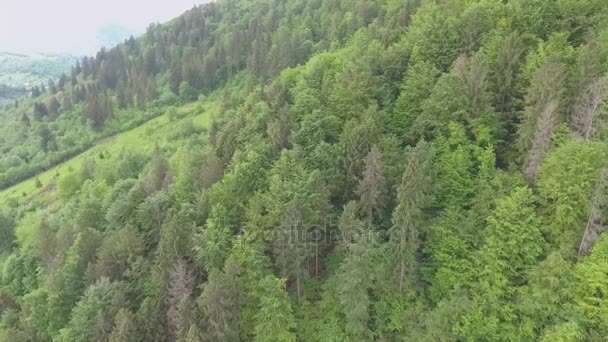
left=0, top=98, right=216, bottom=207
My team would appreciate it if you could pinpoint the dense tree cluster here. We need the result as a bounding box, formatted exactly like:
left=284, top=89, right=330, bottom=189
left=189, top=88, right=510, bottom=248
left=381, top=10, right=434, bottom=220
left=1, top=0, right=608, bottom=340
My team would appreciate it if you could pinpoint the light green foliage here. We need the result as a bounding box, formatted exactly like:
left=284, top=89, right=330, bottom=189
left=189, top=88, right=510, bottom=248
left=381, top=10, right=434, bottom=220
left=209, top=146, right=272, bottom=226
left=195, top=205, right=233, bottom=272
left=457, top=186, right=543, bottom=340
left=574, top=235, right=608, bottom=336
left=179, top=81, right=198, bottom=102
left=478, top=186, right=543, bottom=286
left=70, top=180, right=109, bottom=231
left=522, top=32, right=576, bottom=81
left=541, top=322, right=584, bottom=342
left=254, top=276, right=297, bottom=342
left=414, top=74, right=470, bottom=140
left=538, top=140, right=608, bottom=250
left=406, top=3, right=465, bottom=71
left=1, top=252, right=39, bottom=297
left=435, top=123, right=477, bottom=208
left=104, top=179, right=143, bottom=228
left=390, top=140, right=434, bottom=292
left=517, top=253, right=576, bottom=338
left=58, top=172, right=82, bottom=203
left=426, top=208, right=475, bottom=303
left=14, top=212, right=42, bottom=252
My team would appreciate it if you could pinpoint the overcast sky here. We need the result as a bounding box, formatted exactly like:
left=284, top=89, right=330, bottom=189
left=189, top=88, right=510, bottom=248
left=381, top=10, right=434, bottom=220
left=0, top=0, right=205, bottom=55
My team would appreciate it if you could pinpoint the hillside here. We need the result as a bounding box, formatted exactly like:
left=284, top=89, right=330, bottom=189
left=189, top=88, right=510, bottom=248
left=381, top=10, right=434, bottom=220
left=1, top=0, right=608, bottom=341
left=0, top=53, right=76, bottom=105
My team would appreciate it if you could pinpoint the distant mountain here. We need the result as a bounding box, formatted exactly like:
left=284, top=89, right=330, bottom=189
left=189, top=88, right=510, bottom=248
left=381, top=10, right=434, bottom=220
left=96, top=25, right=139, bottom=50
left=0, top=52, right=76, bottom=104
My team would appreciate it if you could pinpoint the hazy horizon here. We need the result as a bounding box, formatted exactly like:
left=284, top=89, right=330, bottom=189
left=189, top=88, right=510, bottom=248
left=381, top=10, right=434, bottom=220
left=0, top=0, right=207, bottom=55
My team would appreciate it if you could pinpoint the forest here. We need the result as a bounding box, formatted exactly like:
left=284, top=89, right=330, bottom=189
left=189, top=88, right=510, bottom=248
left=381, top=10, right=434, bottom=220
left=0, top=0, right=608, bottom=340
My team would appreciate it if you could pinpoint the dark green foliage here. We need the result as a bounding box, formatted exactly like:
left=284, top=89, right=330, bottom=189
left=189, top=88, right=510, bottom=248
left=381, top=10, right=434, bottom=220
left=0, top=213, right=15, bottom=255
left=56, top=278, right=127, bottom=342
left=388, top=60, right=440, bottom=142
left=109, top=308, right=139, bottom=342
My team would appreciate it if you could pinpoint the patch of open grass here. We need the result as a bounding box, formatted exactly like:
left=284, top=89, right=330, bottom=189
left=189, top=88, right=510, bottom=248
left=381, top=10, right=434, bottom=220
left=0, top=98, right=217, bottom=207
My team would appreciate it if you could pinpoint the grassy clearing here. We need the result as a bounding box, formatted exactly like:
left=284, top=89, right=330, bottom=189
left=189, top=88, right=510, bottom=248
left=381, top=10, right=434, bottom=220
left=0, top=98, right=217, bottom=207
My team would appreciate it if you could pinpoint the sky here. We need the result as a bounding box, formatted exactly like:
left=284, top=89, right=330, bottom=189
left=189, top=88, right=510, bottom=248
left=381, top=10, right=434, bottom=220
left=0, top=0, right=205, bottom=55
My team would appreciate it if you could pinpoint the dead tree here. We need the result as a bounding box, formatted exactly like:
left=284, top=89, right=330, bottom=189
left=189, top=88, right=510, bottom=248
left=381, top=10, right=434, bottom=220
left=579, top=169, right=608, bottom=257
left=167, top=260, right=194, bottom=342
left=572, top=77, right=608, bottom=141
left=524, top=100, right=559, bottom=182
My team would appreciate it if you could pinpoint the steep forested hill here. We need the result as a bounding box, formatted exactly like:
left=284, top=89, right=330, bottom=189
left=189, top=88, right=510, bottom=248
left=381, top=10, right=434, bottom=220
left=1, top=0, right=608, bottom=341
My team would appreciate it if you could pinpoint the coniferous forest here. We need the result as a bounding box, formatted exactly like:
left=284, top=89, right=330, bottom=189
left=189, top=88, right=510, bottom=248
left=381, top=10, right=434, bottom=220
left=1, top=0, right=608, bottom=340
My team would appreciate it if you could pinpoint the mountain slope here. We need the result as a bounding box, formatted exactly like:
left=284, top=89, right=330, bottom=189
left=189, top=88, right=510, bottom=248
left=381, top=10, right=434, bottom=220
left=1, top=0, right=608, bottom=341
left=0, top=53, right=76, bottom=105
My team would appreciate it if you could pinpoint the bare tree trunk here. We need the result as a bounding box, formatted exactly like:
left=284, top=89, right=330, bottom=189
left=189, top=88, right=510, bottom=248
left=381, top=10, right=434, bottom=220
left=573, top=77, right=608, bottom=141
left=579, top=169, right=608, bottom=256
left=296, top=271, right=301, bottom=300
left=315, top=244, right=319, bottom=277
left=399, top=259, right=405, bottom=292
left=525, top=100, right=559, bottom=182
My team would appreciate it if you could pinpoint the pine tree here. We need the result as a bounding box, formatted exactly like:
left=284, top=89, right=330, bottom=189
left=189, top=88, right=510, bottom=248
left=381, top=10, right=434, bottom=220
left=524, top=99, right=559, bottom=182
left=338, top=201, right=365, bottom=246
left=87, top=91, right=114, bottom=130
left=195, top=205, right=232, bottom=272
left=170, top=61, right=183, bottom=95
left=167, top=260, right=194, bottom=342
left=55, top=278, right=125, bottom=342
left=493, top=31, right=524, bottom=115
left=33, top=102, right=48, bottom=119
left=578, top=169, right=608, bottom=256
left=47, top=231, right=101, bottom=337
left=356, top=145, right=386, bottom=226
left=109, top=308, right=139, bottom=342
left=47, top=96, right=61, bottom=116
left=462, top=52, right=491, bottom=117
left=336, top=202, right=377, bottom=340
left=338, top=241, right=375, bottom=340
left=253, top=276, right=296, bottom=342
left=389, top=141, right=434, bottom=292
left=478, top=187, right=543, bottom=286
left=200, top=269, right=240, bottom=341
left=136, top=297, right=166, bottom=342
left=572, top=77, right=608, bottom=141
left=183, top=324, right=204, bottom=342
left=517, top=61, right=565, bottom=162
